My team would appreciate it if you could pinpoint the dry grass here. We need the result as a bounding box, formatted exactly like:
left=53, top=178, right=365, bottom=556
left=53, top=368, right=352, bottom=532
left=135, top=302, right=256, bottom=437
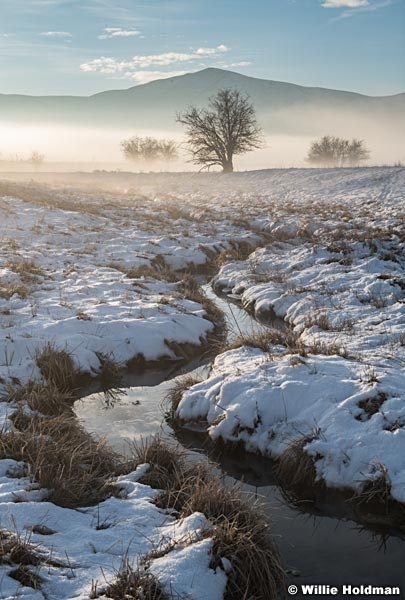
left=0, top=529, right=43, bottom=567
left=0, top=527, right=64, bottom=591
left=0, top=281, right=29, bottom=299
left=36, top=343, right=77, bottom=392
left=216, top=241, right=255, bottom=267
left=6, top=381, right=73, bottom=416
left=92, top=563, right=168, bottom=600
left=96, top=352, right=122, bottom=390
left=277, top=432, right=323, bottom=494
left=356, top=463, right=391, bottom=507
left=304, top=312, right=354, bottom=332
left=0, top=411, right=122, bottom=507
left=224, top=327, right=306, bottom=356
left=357, top=392, right=387, bottom=420
left=107, top=260, right=179, bottom=283
left=131, top=436, right=285, bottom=600
left=126, top=435, right=185, bottom=491
left=178, top=274, right=224, bottom=325
left=165, top=374, right=202, bottom=422
left=5, top=259, right=45, bottom=283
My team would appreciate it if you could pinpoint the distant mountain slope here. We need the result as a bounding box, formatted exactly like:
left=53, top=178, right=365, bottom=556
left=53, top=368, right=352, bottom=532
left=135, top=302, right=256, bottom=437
left=0, top=68, right=404, bottom=136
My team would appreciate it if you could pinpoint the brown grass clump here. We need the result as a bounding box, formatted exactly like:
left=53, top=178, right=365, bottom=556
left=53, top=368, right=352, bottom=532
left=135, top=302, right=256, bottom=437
left=133, top=436, right=285, bottom=600
left=0, top=412, right=121, bottom=508
left=36, top=343, right=77, bottom=392
left=0, top=529, right=43, bottom=566
left=92, top=564, right=168, bottom=600
left=225, top=327, right=305, bottom=356
left=107, top=260, right=179, bottom=283
left=165, top=374, right=202, bottom=422
left=9, top=566, right=43, bottom=590
left=356, top=463, right=391, bottom=507
left=277, top=433, right=323, bottom=495
left=126, top=435, right=185, bottom=491
left=305, top=339, right=349, bottom=358
left=96, top=352, right=122, bottom=390
left=0, top=281, right=29, bottom=299
left=5, top=259, right=45, bottom=283
left=357, top=392, right=387, bottom=420
left=215, top=241, right=255, bottom=267
left=6, top=381, right=73, bottom=416
left=0, top=527, right=63, bottom=590
left=178, top=274, right=224, bottom=325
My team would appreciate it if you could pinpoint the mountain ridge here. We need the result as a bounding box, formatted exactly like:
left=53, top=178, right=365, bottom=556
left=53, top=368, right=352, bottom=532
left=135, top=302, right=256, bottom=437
left=0, top=68, right=404, bottom=137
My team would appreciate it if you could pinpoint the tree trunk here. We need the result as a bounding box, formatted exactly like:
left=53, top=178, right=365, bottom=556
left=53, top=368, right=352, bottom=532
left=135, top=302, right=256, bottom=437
left=222, top=158, right=234, bottom=173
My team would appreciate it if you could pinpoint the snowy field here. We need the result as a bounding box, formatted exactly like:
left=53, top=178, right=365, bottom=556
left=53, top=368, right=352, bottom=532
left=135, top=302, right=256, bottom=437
left=0, top=166, right=404, bottom=598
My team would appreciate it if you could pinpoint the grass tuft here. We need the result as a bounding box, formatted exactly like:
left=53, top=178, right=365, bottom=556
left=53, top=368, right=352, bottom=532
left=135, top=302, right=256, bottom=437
left=277, top=433, right=323, bottom=494
left=6, top=381, right=73, bottom=416
left=93, top=563, right=168, bottom=599
left=36, top=343, right=77, bottom=392
left=132, top=436, right=285, bottom=600
left=165, top=374, right=202, bottom=422
left=0, top=411, right=122, bottom=508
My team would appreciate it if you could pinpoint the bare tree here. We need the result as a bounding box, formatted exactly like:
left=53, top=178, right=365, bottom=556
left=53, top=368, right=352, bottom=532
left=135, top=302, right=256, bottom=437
left=30, top=151, right=45, bottom=169
left=121, top=136, right=178, bottom=165
left=159, top=139, right=178, bottom=163
left=177, top=88, right=263, bottom=173
left=307, top=135, right=369, bottom=167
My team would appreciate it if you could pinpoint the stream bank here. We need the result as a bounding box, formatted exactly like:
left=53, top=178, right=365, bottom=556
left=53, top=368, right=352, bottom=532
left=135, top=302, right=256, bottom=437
left=75, top=282, right=405, bottom=596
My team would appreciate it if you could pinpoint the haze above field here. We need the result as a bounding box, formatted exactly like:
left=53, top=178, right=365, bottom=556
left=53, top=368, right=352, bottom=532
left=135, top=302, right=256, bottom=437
left=1, top=68, right=404, bottom=168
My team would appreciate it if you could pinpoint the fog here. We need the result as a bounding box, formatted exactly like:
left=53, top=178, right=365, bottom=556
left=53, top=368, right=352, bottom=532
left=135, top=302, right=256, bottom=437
left=0, top=110, right=403, bottom=173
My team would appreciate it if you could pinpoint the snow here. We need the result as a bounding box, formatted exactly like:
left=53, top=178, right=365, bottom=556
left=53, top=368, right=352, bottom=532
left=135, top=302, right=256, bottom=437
left=174, top=167, right=405, bottom=502
left=0, top=461, right=222, bottom=599
left=1, top=166, right=405, bottom=597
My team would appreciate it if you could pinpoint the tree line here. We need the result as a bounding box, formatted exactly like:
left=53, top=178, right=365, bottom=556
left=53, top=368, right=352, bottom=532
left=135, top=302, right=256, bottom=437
left=121, top=88, right=370, bottom=172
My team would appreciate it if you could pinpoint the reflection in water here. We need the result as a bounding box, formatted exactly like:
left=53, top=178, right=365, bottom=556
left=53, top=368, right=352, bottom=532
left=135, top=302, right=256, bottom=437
left=75, top=283, right=405, bottom=593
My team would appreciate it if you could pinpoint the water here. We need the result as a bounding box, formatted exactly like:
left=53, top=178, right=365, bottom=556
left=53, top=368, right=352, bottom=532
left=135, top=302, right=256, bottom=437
left=74, top=284, right=405, bottom=596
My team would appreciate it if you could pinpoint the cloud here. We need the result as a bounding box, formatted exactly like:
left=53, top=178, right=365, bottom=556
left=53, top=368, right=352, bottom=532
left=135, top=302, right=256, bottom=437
left=322, top=0, right=369, bottom=6
left=216, top=61, right=252, bottom=68
left=80, top=45, right=229, bottom=75
left=98, top=27, right=142, bottom=39
left=125, top=70, right=189, bottom=84
left=40, top=31, right=72, bottom=38
left=327, top=0, right=394, bottom=19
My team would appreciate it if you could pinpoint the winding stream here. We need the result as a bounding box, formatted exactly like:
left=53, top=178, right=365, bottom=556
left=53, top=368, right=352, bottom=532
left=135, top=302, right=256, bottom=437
left=75, top=285, right=405, bottom=596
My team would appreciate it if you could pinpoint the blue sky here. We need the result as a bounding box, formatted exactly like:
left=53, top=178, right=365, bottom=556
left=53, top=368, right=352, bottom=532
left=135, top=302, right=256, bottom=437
left=1, top=0, right=404, bottom=96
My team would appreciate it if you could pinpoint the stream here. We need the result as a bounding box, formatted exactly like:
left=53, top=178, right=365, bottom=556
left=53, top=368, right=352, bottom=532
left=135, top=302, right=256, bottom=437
left=75, top=285, right=405, bottom=596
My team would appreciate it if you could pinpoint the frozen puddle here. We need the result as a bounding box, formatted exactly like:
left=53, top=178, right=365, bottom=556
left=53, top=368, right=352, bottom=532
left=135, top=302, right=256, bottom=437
left=75, top=285, right=405, bottom=592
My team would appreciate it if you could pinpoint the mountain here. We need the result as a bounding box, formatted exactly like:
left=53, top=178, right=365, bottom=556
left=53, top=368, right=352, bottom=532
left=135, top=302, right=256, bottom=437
left=1, top=68, right=404, bottom=137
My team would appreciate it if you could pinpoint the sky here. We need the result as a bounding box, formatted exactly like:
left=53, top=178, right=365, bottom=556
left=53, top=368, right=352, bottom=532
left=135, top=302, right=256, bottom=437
left=0, top=0, right=404, bottom=97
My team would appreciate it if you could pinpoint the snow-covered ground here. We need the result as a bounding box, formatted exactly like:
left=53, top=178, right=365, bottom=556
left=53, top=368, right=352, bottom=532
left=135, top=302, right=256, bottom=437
left=0, top=186, right=260, bottom=393
left=0, top=167, right=404, bottom=598
left=173, top=167, right=405, bottom=505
